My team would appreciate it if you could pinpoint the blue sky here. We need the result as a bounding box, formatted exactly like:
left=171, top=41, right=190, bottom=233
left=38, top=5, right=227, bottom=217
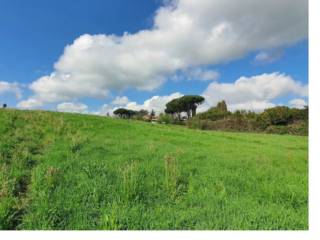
left=0, top=0, right=160, bottom=107
left=0, top=0, right=308, bottom=114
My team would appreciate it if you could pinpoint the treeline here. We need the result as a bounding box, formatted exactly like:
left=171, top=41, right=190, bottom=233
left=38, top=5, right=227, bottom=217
left=113, top=108, right=155, bottom=121
left=113, top=95, right=204, bottom=121
left=112, top=96, right=308, bottom=136
left=187, top=101, right=308, bottom=136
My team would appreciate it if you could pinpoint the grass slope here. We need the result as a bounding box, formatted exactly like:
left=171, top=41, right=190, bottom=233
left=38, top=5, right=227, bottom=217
left=0, top=109, right=308, bottom=230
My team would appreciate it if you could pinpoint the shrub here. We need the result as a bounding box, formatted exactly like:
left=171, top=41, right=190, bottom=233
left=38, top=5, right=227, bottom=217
left=158, top=113, right=172, bottom=124
left=197, top=100, right=230, bottom=121
left=287, top=121, right=308, bottom=135
left=187, top=101, right=308, bottom=136
left=290, top=107, right=308, bottom=122
left=262, top=106, right=293, bottom=125
left=133, top=109, right=149, bottom=120
left=265, top=125, right=290, bottom=135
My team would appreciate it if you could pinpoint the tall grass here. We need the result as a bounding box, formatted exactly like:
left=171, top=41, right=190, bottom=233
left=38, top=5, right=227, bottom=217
left=0, top=109, right=308, bottom=230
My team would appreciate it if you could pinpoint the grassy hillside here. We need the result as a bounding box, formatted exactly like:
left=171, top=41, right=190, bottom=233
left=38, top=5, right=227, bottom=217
left=0, top=109, right=308, bottom=230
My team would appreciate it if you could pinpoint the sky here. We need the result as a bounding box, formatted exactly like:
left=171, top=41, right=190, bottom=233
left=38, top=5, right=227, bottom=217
left=0, top=0, right=308, bottom=115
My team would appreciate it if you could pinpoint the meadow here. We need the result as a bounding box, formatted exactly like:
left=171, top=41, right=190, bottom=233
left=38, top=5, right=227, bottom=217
left=0, top=109, right=308, bottom=230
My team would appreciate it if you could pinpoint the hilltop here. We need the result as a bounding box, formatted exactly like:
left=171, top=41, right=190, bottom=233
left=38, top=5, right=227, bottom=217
left=0, top=109, right=308, bottom=230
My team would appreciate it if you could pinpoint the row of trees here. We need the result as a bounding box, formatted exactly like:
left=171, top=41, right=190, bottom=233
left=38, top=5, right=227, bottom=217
left=113, top=108, right=155, bottom=119
left=112, top=96, right=308, bottom=135
left=113, top=95, right=205, bottom=120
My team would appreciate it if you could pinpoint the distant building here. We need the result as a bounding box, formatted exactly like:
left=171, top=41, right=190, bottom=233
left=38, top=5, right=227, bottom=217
left=142, top=115, right=159, bottom=122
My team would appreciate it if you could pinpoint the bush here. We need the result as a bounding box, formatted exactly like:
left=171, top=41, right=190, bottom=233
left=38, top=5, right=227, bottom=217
left=264, top=123, right=308, bottom=136
left=197, top=108, right=230, bottom=121
left=187, top=118, right=258, bottom=132
left=187, top=106, right=308, bottom=136
left=186, top=119, right=211, bottom=130
left=290, top=107, right=308, bottom=122
left=197, top=100, right=230, bottom=121
left=187, top=102, right=308, bottom=136
left=158, top=113, right=172, bottom=124
left=265, top=125, right=290, bottom=135
left=262, top=106, right=293, bottom=125
left=287, top=121, right=308, bottom=135
left=133, top=110, right=149, bottom=121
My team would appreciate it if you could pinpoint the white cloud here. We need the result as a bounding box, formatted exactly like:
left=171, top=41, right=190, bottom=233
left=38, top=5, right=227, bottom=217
left=254, top=49, right=284, bottom=64
left=20, top=0, right=307, bottom=106
left=192, top=69, right=220, bottom=81
left=173, top=67, right=220, bottom=81
left=0, top=81, right=22, bottom=99
left=125, top=92, right=183, bottom=114
left=201, top=72, right=308, bottom=112
left=227, top=101, right=276, bottom=112
left=112, top=96, right=130, bottom=105
left=94, top=104, right=115, bottom=116
left=17, top=98, right=43, bottom=109
left=289, top=98, right=307, bottom=109
left=56, top=102, right=88, bottom=113
left=95, top=92, right=183, bottom=116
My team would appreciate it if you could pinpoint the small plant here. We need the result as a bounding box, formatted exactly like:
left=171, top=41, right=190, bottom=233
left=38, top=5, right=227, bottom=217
left=45, top=167, right=62, bottom=190
left=69, top=132, right=87, bottom=153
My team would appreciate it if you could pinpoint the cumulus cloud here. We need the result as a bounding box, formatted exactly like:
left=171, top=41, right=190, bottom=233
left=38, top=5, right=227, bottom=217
left=289, top=98, right=308, bottom=109
left=125, top=92, right=183, bottom=114
left=112, top=96, right=130, bottom=105
left=65, top=72, right=308, bottom=115
left=56, top=102, right=88, bottom=113
left=0, top=81, right=22, bottom=99
left=96, top=92, right=183, bottom=116
left=94, top=104, right=114, bottom=116
left=20, top=0, right=307, bottom=106
left=17, top=98, right=43, bottom=109
left=201, top=72, right=308, bottom=112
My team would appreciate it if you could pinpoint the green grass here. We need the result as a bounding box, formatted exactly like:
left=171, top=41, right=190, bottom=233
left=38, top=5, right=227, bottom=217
left=0, top=109, right=308, bottom=230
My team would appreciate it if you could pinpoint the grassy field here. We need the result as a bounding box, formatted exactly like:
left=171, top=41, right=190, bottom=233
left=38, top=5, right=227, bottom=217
left=0, top=109, right=308, bottom=230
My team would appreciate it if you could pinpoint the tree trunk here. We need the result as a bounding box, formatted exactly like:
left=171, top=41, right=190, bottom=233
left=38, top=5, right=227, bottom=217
left=192, top=107, right=196, bottom=117
left=187, top=110, right=191, bottom=119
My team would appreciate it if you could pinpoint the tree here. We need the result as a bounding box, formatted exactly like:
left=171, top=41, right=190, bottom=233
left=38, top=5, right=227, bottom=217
left=165, top=98, right=183, bottom=120
left=216, top=100, right=227, bottom=112
left=113, top=108, right=127, bottom=118
left=178, top=95, right=205, bottom=119
left=2, top=103, right=7, bottom=109
left=138, top=109, right=149, bottom=117
left=290, top=106, right=308, bottom=122
left=165, top=95, right=205, bottom=120
left=134, top=109, right=149, bottom=120
left=127, top=110, right=137, bottom=118
left=197, top=100, right=230, bottom=121
left=150, top=109, right=155, bottom=117
left=262, top=106, right=293, bottom=125
left=113, top=108, right=137, bottom=119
